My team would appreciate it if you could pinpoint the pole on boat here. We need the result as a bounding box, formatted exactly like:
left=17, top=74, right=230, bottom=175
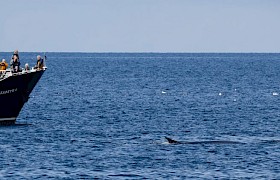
left=43, top=52, right=47, bottom=68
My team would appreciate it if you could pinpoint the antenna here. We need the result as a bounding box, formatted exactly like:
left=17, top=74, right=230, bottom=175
left=43, top=52, right=47, bottom=68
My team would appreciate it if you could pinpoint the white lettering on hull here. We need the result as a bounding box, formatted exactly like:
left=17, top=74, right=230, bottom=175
left=0, top=88, right=18, bottom=95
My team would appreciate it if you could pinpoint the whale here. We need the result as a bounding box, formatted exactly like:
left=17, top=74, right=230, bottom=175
left=165, top=137, right=242, bottom=144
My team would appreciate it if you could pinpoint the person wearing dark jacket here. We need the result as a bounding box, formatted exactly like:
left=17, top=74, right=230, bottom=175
left=10, top=50, right=21, bottom=72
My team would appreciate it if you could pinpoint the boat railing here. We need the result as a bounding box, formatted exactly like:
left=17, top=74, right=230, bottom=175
left=0, top=67, right=47, bottom=81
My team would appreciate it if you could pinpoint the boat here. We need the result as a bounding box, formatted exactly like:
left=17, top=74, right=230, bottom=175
left=0, top=60, right=47, bottom=125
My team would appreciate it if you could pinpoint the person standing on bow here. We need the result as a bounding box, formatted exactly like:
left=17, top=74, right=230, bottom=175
left=10, top=50, right=21, bottom=72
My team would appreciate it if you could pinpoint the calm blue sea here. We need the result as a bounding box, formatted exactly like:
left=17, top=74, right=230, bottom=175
left=0, top=53, right=280, bottom=179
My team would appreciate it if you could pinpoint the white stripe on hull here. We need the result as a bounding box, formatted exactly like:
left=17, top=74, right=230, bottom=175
left=0, top=117, right=16, bottom=121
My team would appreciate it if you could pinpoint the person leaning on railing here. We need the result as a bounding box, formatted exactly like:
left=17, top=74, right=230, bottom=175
left=35, top=55, right=44, bottom=70
left=0, top=59, right=8, bottom=72
left=0, top=59, right=8, bottom=77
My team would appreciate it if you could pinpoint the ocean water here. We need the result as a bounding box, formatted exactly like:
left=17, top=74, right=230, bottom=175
left=0, top=53, right=280, bottom=179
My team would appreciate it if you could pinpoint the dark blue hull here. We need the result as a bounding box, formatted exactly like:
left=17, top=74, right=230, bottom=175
left=0, top=69, right=46, bottom=125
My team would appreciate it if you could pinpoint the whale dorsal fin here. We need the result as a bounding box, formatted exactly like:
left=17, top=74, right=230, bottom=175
left=165, top=137, right=180, bottom=144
